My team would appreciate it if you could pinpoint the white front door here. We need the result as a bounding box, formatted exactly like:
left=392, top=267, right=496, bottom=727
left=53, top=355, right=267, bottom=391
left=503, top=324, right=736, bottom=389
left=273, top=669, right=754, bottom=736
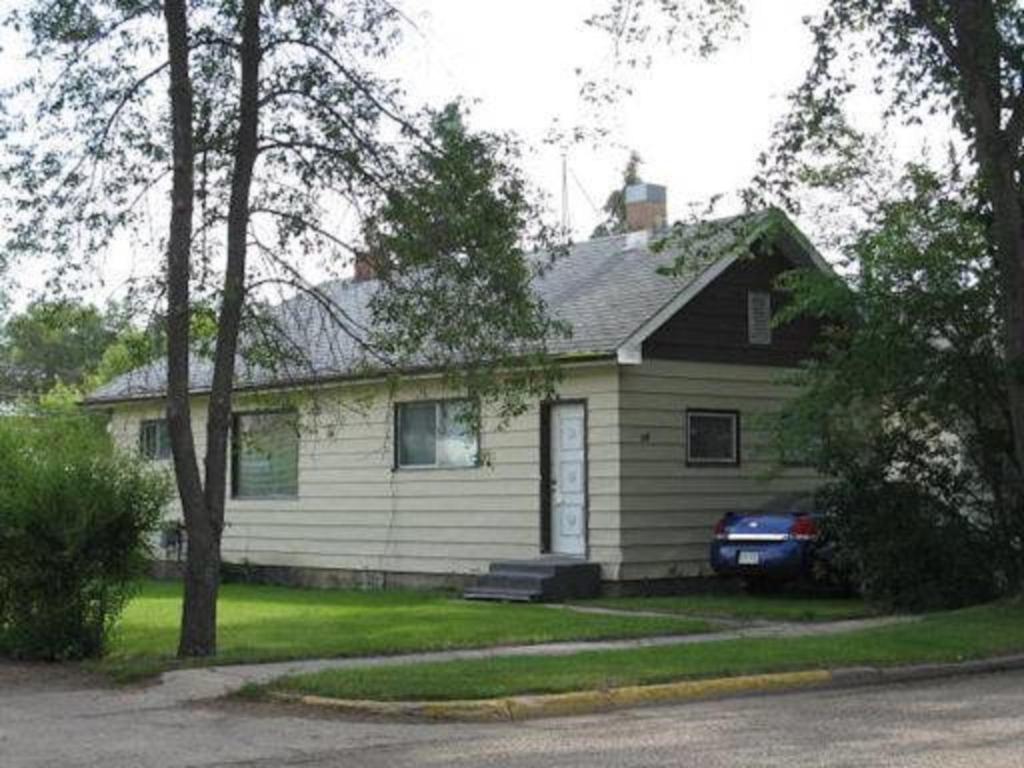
left=550, top=402, right=587, bottom=557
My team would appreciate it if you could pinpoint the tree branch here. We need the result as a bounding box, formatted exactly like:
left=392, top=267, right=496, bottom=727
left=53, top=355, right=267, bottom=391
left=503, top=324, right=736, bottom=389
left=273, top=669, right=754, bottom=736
left=54, top=60, right=170, bottom=198
left=260, top=36, right=430, bottom=147
left=42, top=2, right=162, bottom=100
left=246, top=231, right=390, bottom=365
left=256, top=138, right=390, bottom=192
left=248, top=205, right=359, bottom=255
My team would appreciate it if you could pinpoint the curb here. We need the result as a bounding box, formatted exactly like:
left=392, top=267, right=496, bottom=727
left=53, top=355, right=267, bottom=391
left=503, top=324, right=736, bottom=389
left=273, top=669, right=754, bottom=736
left=829, top=653, right=1024, bottom=687
left=271, top=670, right=831, bottom=721
left=269, top=654, right=1024, bottom=722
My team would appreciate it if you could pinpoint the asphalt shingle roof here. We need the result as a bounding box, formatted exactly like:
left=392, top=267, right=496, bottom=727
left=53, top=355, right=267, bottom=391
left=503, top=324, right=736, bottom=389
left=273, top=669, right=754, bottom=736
left=86, top=210, right=776, bottom=404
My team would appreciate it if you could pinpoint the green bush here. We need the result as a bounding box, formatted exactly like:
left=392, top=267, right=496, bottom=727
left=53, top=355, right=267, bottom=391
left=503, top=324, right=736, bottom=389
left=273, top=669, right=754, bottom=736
left=0, top=414, right=170, bottom=659
left=772, top=167, right=1023, bottom=607
left=817, top=461, right=1000, bottom=612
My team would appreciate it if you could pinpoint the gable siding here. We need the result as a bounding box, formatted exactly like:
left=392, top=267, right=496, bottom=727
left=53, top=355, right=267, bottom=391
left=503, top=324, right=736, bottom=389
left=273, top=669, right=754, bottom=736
left=642, top=249, right=820, bottom=366
left=617, top=359, right=820, bottom=580
left=106, top=362, right=623, bottom=580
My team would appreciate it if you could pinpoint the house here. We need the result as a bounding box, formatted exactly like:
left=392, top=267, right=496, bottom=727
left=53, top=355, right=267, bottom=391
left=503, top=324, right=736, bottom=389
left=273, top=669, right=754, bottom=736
left=85, top=184, right=831, bottom=594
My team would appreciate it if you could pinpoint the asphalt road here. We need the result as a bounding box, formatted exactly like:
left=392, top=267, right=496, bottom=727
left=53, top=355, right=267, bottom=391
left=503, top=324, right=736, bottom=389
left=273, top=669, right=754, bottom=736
left=2, top=663, right=1023, bottom=767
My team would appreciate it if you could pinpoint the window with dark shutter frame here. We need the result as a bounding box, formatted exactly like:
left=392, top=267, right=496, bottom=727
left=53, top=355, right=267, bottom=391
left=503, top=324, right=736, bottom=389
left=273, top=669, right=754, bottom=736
left=686, top=410, right=740, bottom=466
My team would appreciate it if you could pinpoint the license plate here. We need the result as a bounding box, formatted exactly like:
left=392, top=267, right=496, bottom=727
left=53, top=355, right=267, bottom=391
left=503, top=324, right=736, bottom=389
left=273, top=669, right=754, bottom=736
left=738, top=551, right=760, bottom=566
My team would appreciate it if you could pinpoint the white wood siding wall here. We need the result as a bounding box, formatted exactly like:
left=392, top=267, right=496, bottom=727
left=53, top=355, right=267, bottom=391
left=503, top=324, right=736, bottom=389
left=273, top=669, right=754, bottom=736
left=107, top=362, right=623, bottom=579
left=617, top=359, right=820, bottom=580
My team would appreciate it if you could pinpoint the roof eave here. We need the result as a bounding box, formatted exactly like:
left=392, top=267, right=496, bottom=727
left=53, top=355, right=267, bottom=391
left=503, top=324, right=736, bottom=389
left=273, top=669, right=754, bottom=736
left=81, top=351, right=620, bottom=408
left=764, top=208, right=833, bottom=275
left=616, top=343, right=643, bottom=365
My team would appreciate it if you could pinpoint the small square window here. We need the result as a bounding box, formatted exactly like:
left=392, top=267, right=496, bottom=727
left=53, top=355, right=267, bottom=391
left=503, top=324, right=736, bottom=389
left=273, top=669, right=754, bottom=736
left=396, top=400, right=479, bottom=469
left=686, top=410, right=739, bottom=465
left=748, top=290, right=772, bottom=345
left=139, top=419, right=172, bottom=461
left=232, top=412, right=299, bottom=498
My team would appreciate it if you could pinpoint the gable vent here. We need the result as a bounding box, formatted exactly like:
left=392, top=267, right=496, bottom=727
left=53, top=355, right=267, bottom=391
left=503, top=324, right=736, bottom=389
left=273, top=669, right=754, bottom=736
left=747, top=290, right=772, bottom=345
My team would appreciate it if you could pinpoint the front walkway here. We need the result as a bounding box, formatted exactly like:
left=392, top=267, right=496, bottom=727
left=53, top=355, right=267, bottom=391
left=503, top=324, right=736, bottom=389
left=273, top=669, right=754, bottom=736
left=139, top=614, right=914, bottom=708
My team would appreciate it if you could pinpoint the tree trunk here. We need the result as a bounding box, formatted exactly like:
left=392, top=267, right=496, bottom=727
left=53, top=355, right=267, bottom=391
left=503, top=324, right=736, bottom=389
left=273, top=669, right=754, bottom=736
left=180, top=0, right=262, bottom=657
left=982, top=156, right=1024, bottom=476
left=942, top=1, right=1024, bottom=583
left=162, top=0, right=217, bottom=657
left=945, top=2, right=1024, bottom=484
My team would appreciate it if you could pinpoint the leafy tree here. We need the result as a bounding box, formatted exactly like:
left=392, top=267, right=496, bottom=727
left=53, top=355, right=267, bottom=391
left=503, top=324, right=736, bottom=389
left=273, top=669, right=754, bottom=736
left=590, top=151, right=644, bottom=238
left=3, top=300, right=213, bottom=413
left=3, top=2, right=563, bottom=657
left=91, top=325, right=167, bottom=388
left=364, top=105, right=566, bottom=426
left=786, top=2, right=1024, bottom=500
left=775, top=164, right=1021, bottom=597
left=0, top=300, right=120, bottom=396
left=586, top=1, right=746, bottom=63
left=0, top=296, right=169, bottom=410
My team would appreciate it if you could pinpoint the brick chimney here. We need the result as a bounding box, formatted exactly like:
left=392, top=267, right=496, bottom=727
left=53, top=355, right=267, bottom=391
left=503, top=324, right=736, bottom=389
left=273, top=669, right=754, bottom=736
left=624, top=183, right=667, bottom=232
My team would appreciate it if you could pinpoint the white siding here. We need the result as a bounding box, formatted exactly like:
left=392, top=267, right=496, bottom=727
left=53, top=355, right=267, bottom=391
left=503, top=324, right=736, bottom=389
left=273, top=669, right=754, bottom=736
left=617, top=359, right=820, bottom=580
left=107, top=362, right=622, bottom=578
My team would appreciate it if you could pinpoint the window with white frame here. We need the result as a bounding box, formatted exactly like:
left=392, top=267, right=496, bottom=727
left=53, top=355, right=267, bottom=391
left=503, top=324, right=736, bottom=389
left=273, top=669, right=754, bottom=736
left=686, top=410, right=740, bottom=465
left=747, top=290, right=772, bottom=345
left=396, top=400, right=479, bottom=468
left=139, top=419, right=172, bottom=461
left=232, top=411, right=299, bottom=498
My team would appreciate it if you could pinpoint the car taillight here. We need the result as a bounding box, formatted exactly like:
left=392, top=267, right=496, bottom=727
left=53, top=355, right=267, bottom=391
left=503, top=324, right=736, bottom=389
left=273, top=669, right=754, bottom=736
left=713, top=517, right=728, bottom=540
left=790, top=516, right=818, bottom=541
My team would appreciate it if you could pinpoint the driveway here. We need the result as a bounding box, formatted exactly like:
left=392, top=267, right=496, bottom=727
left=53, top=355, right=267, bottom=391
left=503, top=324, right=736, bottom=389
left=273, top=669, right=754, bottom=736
left=2, top=662, right=1023, bottom=767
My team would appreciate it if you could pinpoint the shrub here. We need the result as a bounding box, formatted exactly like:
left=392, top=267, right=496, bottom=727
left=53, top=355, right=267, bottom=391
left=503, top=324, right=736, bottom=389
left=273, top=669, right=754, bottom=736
left=773, top=167, right=1023, bottom=607
left=0, top=414, right=170, bottom=660
left=816, top=463, right=1000, bottom=612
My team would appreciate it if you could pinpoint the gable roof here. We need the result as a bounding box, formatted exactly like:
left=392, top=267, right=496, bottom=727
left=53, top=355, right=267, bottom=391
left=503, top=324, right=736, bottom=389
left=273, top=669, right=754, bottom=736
left=85, top=208, right=829, bottom=405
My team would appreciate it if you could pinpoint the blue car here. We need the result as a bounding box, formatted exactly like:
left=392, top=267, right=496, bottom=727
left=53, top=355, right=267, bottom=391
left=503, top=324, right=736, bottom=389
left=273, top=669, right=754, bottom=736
left=710, top=496, right=824, bottom=589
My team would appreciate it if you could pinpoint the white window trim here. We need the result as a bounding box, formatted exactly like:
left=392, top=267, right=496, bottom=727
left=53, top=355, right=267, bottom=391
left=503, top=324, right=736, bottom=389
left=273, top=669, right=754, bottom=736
left=686, top=410, right=740, bottom=466
left=395, top=399, right=480, bottom=470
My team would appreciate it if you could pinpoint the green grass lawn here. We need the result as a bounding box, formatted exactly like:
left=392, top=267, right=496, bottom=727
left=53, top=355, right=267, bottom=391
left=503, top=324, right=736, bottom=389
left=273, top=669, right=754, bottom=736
left=255, top=599, right=1024, bottom=702
left=98, top=581, right=709, bottom=681
left=577, top=594, right=875, bottom=622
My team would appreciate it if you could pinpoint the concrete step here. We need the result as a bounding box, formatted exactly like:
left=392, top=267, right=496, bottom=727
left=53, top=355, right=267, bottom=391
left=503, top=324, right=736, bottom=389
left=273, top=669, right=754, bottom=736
left=488, top=558, right=597, bottom=576
left=465, top=558, right=601, bottom=602
left=462, top=585, right=541, bottom=602
left=473, top=573, right=551, bottom=591
left=486, top=567, right=560, bottom=579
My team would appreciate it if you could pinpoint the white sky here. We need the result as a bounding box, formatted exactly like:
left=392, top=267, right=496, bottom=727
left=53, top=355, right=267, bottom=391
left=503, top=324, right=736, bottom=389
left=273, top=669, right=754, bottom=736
left=390, top=0, right=830, bottom=233
left=2, top=0, right=953, bottom=309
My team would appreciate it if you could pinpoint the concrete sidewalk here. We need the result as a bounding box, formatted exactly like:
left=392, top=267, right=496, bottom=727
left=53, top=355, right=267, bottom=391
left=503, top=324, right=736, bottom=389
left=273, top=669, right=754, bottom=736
left=136, top=614, right=915, bottom=708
